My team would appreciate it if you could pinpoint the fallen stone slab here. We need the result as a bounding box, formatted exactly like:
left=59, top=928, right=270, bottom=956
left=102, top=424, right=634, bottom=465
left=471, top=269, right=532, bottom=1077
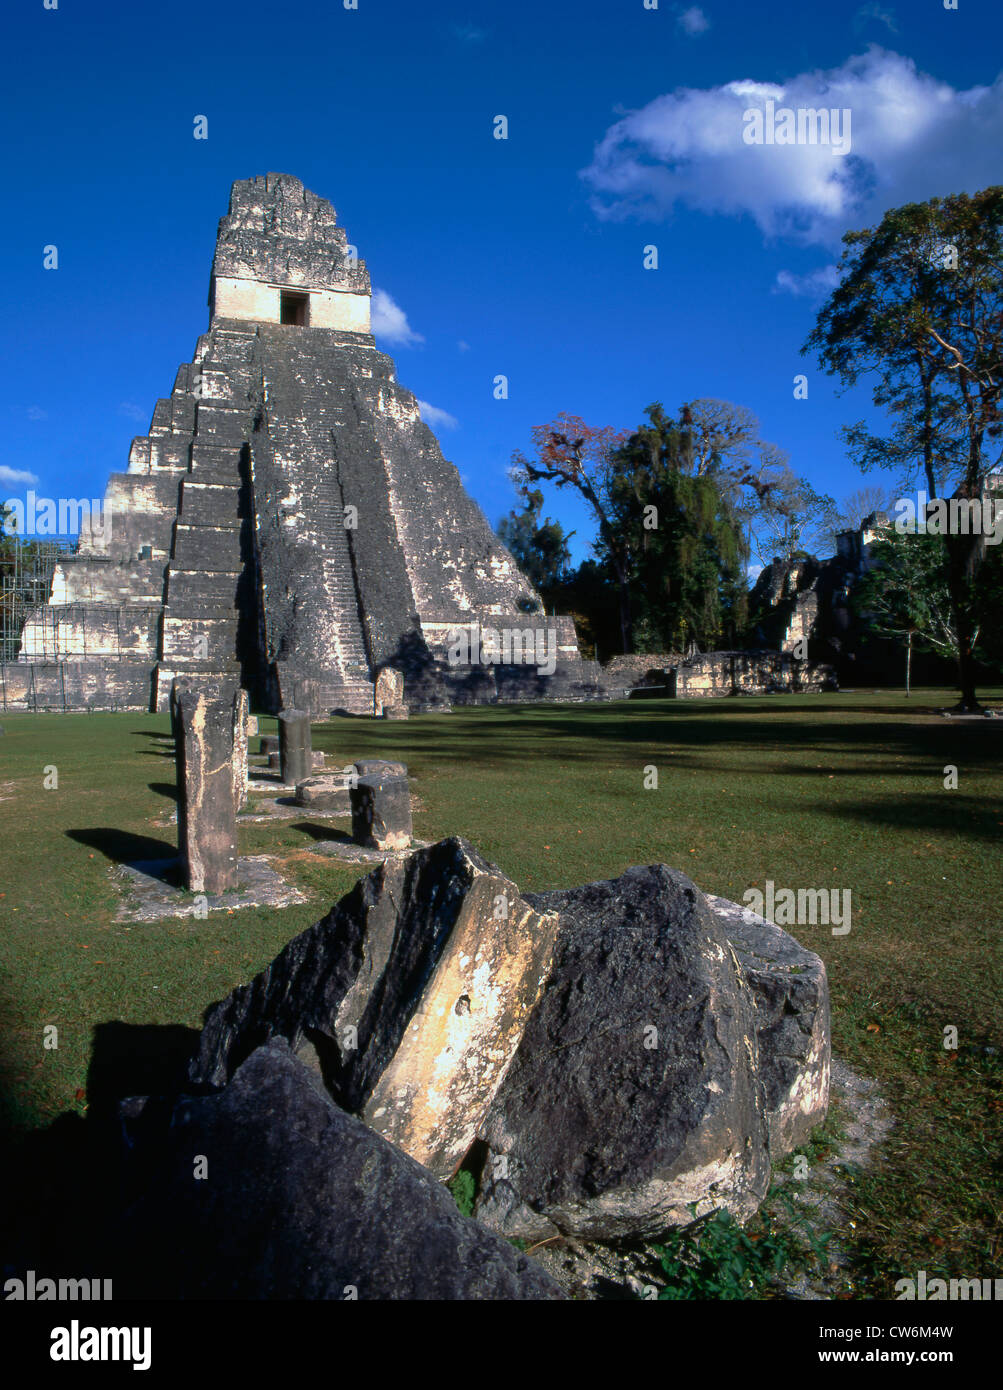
left=113, top=854, right=308, bottom=923
left=117, top=1041, right=563, bottom=1300
left=307, top=835, right=430, bottom=865
left=294, top=773, right=354, bottom=812
left=355, top=758, right=408, bottom=778
left=472, top=865, right=772, bottom=1244
left=351, top=772, right=412, bottom=850
left=706, top=894, right=830, bottom=1158
left=189, top=838, right=561, bottom=1180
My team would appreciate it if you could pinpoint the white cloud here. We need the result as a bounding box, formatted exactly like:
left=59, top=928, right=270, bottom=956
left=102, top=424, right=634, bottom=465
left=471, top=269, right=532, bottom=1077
left=582, top=48, right=1003, bottom=247
left=854, top=3, right=897, bottom=34
left=678, top=6, right=710, bottom=36
left=773, top=264, right=840, bottom=297
left=457, top=339, right=471, bottom=353
left=0, top=465, right=40, bottom=487
left=371, top=289, right=424, bottom=346
left=418, top=400, right=459, bottom=431
left=26, top=406, right=47, bottom=421
left=118, top=402, right=148, bottom=422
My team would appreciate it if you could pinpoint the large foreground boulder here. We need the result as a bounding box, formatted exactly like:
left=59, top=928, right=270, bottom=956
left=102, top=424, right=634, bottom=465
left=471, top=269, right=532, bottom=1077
left=472, top=865, right=772, bottom=1243
left=706, top=894, right=830, bottom=1157
left=189, top=839, right=561, bottom=1179
left=118, top=1041, right=563, bottom=1300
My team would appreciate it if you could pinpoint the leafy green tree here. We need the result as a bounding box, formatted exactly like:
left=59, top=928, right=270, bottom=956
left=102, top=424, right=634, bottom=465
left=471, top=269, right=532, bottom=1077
left=805, top=187, right=1003, bottom=709
left=496, top=486, right=574, bottom=597
left=852, top=525, right=958, bottom=695
left=601, top=403, right=748, bottom=650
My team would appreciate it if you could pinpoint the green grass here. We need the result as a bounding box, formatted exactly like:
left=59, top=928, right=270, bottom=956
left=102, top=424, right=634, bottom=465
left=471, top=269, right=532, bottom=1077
left=0, top=690, right=1000, bottom=1295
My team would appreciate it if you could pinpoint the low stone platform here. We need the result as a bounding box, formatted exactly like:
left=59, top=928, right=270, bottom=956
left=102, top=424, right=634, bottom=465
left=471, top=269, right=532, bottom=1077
left=113, top=854, right=307, bottom=923
left=301, top=830, right=430, bottom=865
left=238, top=795, right=350, bottom=823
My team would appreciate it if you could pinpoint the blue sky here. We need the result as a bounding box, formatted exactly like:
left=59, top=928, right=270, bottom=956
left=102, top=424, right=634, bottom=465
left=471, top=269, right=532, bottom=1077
left=3, top=0, right=1001, bottom=564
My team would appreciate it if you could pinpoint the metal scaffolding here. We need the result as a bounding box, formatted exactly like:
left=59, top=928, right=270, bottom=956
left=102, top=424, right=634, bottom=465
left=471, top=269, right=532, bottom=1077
left=0, top=540, right=70, bottom=662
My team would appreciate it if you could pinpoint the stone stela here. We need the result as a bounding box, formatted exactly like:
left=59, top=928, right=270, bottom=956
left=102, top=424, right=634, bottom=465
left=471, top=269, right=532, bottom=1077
left=172, top=682, right=247, bottom=894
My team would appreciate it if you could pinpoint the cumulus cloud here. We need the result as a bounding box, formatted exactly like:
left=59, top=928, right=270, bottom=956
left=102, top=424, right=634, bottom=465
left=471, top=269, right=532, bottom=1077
left=418, top=401, right=459, bottom=431
left=773, top=264, right=840, bottom=297
left=582, top=47, right=1003, bottom=246
left=371, top=289, right=424, bottom=346
left=677, top=6, right=710, bottom=36
left=0, top=465, right=40, bottom=487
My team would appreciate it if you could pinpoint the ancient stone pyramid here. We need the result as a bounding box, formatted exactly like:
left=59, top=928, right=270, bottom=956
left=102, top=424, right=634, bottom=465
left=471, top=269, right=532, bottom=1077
left=16, top=173, right=586, bottom=713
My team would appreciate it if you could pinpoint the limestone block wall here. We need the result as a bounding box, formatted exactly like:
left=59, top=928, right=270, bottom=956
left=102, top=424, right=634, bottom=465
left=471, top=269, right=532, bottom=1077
left=0, top=660, right=153, bottom=711
left=670, top=651, right=836, bottom=697
left=212, top=277, right=370, bottom=332
left=19, top=605, right=160, bottom=662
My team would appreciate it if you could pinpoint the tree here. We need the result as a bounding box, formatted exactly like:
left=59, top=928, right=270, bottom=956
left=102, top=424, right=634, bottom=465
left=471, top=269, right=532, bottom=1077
left=836, top=486, right=894, bottom=532
left=511, top=413, right=633, bottom=650
left=805, top=187, right=1003, bottom=709
left=496, top=486, right=574, bottom=596
left=600, top=403, right=748, bottom=650
left=852, top=524, right=959, bottom=696
left=678, top=399, right=837, bottom=565
left=744, top=468, right=839, bottom=567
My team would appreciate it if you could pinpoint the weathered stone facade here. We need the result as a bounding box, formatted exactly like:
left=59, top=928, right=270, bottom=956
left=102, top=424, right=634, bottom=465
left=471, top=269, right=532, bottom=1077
left=668, top=650, right=836, bottom=698
left=9, top=174, right=591, bottom=714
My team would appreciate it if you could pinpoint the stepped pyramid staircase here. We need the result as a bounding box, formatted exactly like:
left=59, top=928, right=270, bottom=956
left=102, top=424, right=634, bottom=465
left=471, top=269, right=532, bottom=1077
left=155, top=324, right=375, bottom=714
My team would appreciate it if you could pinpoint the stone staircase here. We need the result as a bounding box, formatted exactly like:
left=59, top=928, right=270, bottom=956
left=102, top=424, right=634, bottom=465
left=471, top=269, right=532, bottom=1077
left=154, top=329, right=257, bottom=707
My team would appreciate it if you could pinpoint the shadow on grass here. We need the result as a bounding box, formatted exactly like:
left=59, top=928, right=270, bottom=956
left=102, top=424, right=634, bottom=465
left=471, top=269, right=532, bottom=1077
left=147, top=781, right=178, bottom=801
left=66, top=827, right=177, bottom=865
left=322, top=700, right=1003, bottom=778
left=290, top=820, right=355, bottom=846
left=0, top=1020, right=199, bottom=1282
left=816, top=794, right=1003, bottom=845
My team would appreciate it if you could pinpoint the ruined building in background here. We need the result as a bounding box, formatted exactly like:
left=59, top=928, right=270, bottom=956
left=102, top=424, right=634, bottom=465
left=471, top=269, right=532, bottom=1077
left=748, top=514, right=906, bottom=686
left=7, top=174, right=590, bottom=714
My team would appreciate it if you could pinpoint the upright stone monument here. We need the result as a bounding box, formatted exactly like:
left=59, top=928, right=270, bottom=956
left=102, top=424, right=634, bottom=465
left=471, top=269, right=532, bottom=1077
left=351, top=771, right=412, bottom=851
left=278, top=708, right=312, bottom=786
left=174, top=684, right=240, bottom=893
left=374, top=667, right=403, bottom=717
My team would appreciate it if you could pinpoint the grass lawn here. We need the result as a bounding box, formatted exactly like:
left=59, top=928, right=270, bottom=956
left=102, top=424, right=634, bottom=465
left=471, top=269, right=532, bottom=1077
left=0, top=689, right=1000, bottom=1295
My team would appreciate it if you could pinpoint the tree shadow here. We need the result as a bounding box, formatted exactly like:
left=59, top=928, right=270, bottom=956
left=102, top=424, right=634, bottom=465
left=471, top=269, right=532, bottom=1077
left=816, top=795, right=1003, bottom=845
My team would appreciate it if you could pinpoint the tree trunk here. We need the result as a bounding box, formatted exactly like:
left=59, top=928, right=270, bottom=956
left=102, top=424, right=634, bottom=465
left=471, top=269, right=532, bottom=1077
left=616, top=569, right=633, bottom=654
left=944, top=531, right=982, bottom=712
left=905, top=630, right=912, bottom=697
